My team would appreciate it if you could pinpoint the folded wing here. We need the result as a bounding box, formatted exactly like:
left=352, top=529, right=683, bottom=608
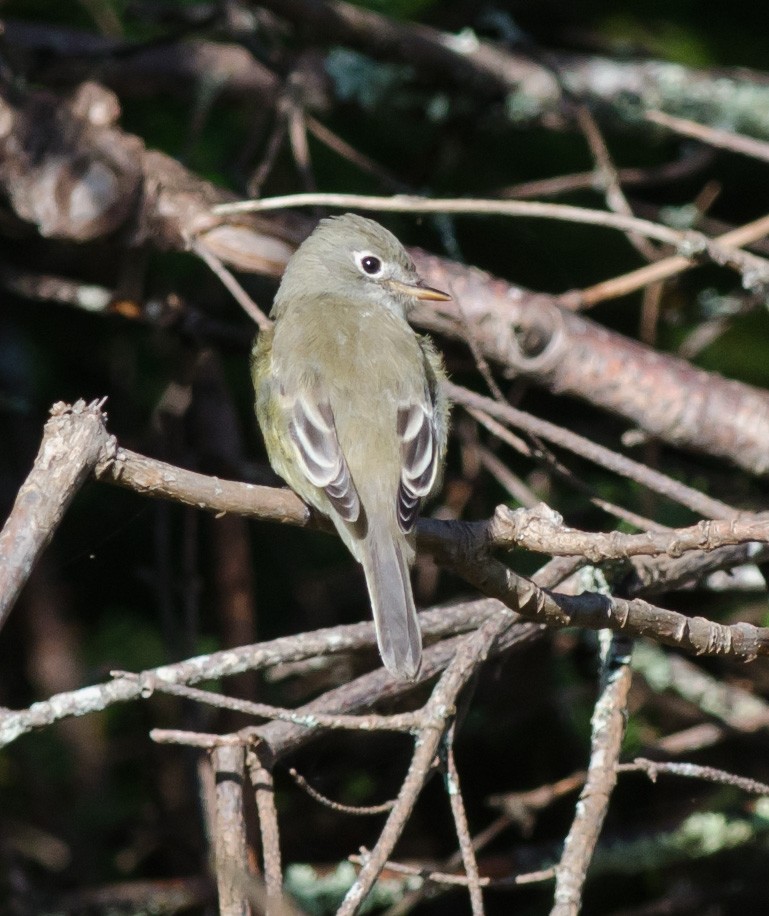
left=396, top=400, right=440, bottom=533
left=288, top=394, right=361, bottom=522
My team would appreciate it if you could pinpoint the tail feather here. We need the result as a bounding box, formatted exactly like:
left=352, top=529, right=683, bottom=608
left=360, top=531, right=421, bottom=680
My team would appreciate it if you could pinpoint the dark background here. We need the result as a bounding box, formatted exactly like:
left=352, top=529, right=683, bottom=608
left=2, top=1, right=769, bottom=913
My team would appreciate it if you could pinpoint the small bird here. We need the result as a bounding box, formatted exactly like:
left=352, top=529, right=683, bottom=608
left=252, top=213, right=450, bottom=679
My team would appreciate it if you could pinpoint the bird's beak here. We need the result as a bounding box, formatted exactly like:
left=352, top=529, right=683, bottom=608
left=385, top=279, right=452, bottom=301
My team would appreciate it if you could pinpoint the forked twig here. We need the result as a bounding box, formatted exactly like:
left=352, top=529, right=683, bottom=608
left=573, top=103, right=659, bottom=262
left=571, top=212, right=769, bottom=308
left=339, top=616, right=510, bottom=915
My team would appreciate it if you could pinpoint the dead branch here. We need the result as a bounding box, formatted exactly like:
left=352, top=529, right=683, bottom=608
left=618, top=758, right=769, bottom=796
left=3, top=20, right=282, bottom=106
left=575, top=213, right=769, bottom=308
left=491, top=504, right=769, bottom=560
left=98, top=444, right=313, bottom=527
left=0, top=400, right=113, bottom=631
left=288, top=768, right=395, bottom=815
left=254, top=0, right=769, bottom=141
left=551, top=634, right=633, bottom=916
left=632, top=640, right=769, bottom=730
left=241, top=622, right=543, bottom=766
left=409, top=261, right=769, bottom=478
left=7, top=10, right=769, bottom=914
left=0, top=79, right=300, bottom=272
left=448, top=385, right=736, bottom=519
left=442, top=724, right=485, bottom=915
left=246, top=747, right=284, bottom=912
left=647, top=110, right=769, bottom=164
left=498, top=149, right=715, bottom=200
left=217, top=192, right=769, bottom=285
left=3, top=83, right=769, bottom=478
left=339, top=616, right=507, bottom=915
left=0, top=601, right=502, bottom=749
left=449, top=549, right=769, bottom=660
left=4, top=401, right=769, bottom=757
left=140, top=678, right=425, bottom=733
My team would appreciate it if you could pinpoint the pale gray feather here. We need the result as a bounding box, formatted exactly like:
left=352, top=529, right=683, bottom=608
left=360, top=527, right=421, bottom=679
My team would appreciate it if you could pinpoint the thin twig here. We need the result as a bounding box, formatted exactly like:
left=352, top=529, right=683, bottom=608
left=351, top=850, right=556, bottom=888
left=647, top=110, right=769, bottom=164
left=570, top=212, right=769, bottom=308
left=618, top=758, right=769, bottom=796
left=454, top=291, right=506, bottom=402
left=338, top=616, right=510, bottom=915
left=631, top=640, right=769, bottom=731
left=448, top=383, right=737, bottom=520
left=288, top=768, right=395, bottom=815
left=190, top=237, right=272, bottom=330
left=286, top=103, right=316, bottom=194
left=551, top=633, right=633, bottom=915
left=137, top=678, right=424, bottom=732
left=654, top=723, right=727, bottom=756
left=476, top=444, right=541, bottom=509
left=0, top=603, right=499, bottom=749
left=442, top=724, right=484, bottom=915
left=246, top=747, right=284, bottom=911
left=246, top=623, right=538, bottom=760
left=383, top=813, right=519, bottom=915
left=497, top=150, right=714, bottom=200
left=353, top=851, right=489, bottom=888
left=152, top=729, right=244, bottom=748
left=213, top=192, right=769, bottom=288
left=574, top=104, right=659, bottom=261
left=306, top=116, right=404, bottom=190
left=248, top=109, right=289, bottom=197
left=469, top=407, right=672, bottom=532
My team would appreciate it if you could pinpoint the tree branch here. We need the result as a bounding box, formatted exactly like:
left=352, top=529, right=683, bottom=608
left=0, top=400, right=114, bottom=632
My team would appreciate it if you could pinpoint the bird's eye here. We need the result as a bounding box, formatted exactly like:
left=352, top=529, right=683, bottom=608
left=355, top=252, right=384, bottom=277
left=361, top=256, right=381, bottom=274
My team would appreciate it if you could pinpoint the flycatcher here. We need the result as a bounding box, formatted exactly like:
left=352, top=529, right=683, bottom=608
left=252, top=213, right=450, bottom=679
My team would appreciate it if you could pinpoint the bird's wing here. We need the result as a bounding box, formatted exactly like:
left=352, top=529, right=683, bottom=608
left=288, top=393, right=361, bottom=523
left=396, top=398, right=441, bottom=533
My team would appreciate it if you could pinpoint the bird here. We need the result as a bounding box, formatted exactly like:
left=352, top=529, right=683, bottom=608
left=251, top=213, right=451, bottom=679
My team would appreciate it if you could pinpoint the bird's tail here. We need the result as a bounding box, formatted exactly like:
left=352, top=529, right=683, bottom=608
left=360, top=529, right=422, bottom=680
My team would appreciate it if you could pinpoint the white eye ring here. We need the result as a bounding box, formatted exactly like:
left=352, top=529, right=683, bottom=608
left=354, top=250, right=385, bottom=277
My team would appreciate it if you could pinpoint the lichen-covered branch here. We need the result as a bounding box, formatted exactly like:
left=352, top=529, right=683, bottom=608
left=551, top=634, right=633, bottom=915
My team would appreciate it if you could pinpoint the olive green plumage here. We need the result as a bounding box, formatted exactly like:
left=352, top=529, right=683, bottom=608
left=252, top=213, right=450, bottom=679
